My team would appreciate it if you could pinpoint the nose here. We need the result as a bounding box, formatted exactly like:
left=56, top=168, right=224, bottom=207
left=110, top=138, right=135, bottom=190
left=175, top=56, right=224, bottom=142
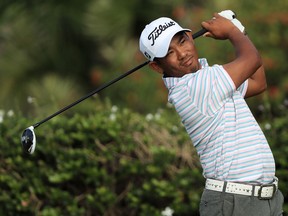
left=176, top=48, right=187, bottom=60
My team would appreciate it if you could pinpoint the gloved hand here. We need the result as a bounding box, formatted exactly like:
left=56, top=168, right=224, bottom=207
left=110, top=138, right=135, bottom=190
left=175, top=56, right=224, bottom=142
left=218, top=10, right=245, bottom=34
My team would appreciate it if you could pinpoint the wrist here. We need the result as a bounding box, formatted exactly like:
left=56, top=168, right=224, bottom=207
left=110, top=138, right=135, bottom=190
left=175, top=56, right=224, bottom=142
left=227, top=26, right=244, bottom=40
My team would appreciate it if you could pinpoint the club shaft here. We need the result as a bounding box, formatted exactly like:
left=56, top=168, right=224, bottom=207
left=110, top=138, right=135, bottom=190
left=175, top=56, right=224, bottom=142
left=32, top=28, right=207, bottom=129
left=33, top=61, right=149, bottom=128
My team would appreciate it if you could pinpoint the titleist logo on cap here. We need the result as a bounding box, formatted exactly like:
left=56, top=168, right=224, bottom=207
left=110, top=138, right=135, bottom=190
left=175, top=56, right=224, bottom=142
left=148, top=21, right=176, bottom=46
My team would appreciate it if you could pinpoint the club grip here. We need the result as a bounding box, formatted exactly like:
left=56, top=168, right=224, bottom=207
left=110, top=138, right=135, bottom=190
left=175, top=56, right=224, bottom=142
left=192, top=28, right=208, bottom=39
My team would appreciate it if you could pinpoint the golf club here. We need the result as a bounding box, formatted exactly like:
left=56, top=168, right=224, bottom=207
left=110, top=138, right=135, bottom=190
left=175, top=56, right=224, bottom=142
left=21, top=28, right=208, bottom=154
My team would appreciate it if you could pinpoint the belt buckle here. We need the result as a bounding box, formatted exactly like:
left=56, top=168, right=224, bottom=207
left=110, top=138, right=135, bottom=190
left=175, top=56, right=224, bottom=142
left=258, top=184, right=276, bottom=200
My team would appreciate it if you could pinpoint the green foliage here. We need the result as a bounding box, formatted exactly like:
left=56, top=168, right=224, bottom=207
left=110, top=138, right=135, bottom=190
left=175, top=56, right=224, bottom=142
left=0, top=1, right=287, bottom=214
left=1, top=0, right=286, bottom=115
left=1, top=97, right=287, bottom=215
left=0, top=101, right=204, bottom=215
left=258, top=95, right=288, bottom=213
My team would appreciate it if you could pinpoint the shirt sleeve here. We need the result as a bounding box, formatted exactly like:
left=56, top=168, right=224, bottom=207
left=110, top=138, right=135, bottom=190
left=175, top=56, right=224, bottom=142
left=237, top=80, right=248, bottom=97
left=187, top=64, right=236, bottom=115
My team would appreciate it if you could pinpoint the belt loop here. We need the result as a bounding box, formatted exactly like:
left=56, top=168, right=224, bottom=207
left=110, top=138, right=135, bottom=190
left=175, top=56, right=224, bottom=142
left=251, top=185, right=255, bottom=197
left=273, top=177, right=279, bottom=187
left=222, top=181, right=227, bottom=193
left=220, top=181, right=227, bottom=200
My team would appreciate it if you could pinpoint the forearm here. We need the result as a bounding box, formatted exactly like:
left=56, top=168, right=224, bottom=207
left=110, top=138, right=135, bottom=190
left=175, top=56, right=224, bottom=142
left=245, top=65, right=267, bottom=98
left=250, top=65, right=266, bottom=88
left=229, top=32, right=262, bottom=73
left=202, top=14, right=263, bottom=89
left=222, top=30, right=263, bottom=88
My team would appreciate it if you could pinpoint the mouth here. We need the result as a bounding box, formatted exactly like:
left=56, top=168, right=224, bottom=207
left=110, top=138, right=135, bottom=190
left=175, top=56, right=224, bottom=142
left=181, top=56, right=193, bottom=67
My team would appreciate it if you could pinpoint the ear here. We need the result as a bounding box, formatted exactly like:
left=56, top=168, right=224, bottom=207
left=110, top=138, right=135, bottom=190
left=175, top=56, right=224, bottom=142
left=148, top=61, right=164, bottom=74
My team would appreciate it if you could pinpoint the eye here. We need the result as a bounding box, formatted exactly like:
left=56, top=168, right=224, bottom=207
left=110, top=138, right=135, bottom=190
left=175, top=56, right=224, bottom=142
left=180, top=38, right=186, bottom=44
left=167, top=50, right=174, bottom=56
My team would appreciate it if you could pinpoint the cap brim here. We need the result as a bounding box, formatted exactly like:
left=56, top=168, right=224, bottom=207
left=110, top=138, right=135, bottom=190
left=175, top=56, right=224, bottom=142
left=154, top=28, right=191, bottom=59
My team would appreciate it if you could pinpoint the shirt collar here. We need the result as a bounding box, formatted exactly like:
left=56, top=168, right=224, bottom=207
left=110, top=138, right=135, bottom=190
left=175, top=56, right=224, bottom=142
left=162, top=58, right=208, bottom=90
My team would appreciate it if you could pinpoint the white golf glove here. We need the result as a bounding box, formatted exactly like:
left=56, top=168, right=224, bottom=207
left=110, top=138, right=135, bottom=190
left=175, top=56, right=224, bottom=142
left=218, top=10, right=245, bottom=34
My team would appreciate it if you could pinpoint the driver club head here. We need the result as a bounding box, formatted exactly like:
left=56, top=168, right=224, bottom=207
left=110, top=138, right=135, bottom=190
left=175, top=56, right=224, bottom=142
left=21, top=126, right=36, bottom=154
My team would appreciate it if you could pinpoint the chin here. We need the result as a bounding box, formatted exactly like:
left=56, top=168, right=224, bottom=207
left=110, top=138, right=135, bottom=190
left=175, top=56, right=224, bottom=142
left=187, top=66, right=198, bottom=73
left=192, top=64, right=201, bottom=72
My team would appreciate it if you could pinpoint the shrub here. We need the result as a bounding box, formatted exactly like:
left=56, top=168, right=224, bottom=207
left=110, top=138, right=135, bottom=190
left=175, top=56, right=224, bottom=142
left=0, top=101, right=203, bottom=216
left=0, top=99, right=287, bottom=215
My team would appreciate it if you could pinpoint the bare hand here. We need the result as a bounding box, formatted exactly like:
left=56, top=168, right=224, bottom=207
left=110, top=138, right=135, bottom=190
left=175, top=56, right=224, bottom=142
left=201, top=13, right=241, bottom=40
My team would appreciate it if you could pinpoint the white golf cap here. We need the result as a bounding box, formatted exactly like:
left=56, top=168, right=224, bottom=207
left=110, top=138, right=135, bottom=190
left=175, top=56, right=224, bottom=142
left=139, top=17, right=191, bottom=61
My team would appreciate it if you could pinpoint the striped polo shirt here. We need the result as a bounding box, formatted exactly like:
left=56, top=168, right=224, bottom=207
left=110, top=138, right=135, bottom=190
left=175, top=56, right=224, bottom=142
left=163, top=58, right=275, bottom=184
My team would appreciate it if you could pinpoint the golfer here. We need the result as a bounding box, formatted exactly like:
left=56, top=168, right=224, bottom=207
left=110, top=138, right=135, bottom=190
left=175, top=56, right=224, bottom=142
left=139, top=12, right=284, bottom=216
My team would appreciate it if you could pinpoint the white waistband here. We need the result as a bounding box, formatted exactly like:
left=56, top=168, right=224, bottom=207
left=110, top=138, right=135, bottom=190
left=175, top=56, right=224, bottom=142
left=205, top=178, right=278, bottom=200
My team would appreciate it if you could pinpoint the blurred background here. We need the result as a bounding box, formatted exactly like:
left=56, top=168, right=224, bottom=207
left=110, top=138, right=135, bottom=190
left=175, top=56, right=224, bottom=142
left=0, top=0, right=287, bottom=215
left=0, top=0, right=287, bottom=116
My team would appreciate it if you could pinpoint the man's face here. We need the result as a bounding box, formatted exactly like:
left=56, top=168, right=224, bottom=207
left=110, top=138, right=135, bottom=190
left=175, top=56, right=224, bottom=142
left=153, top=31, right=201, bottom=77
